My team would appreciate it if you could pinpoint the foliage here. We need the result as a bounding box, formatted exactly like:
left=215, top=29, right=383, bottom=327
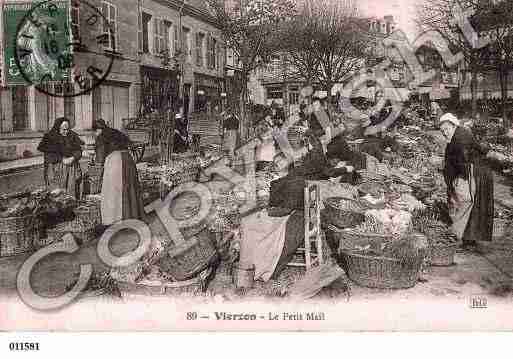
left=280, top=0, right=368, bottom=96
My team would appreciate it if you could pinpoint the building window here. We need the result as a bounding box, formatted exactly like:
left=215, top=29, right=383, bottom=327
left=154, top=18, right=169, bottom=55
left=182, top=27, right=191, bottom=61
left=267, top=86, right=283, bottom=100
left=289, top=90, right=299, bottom=105
left=140, top=12, right=152, bottom=54
left=173, top=24, right=179, bottom=56
left=212, top=38, right=217, bottom=69
left=12, top=86, right=28, bottom=131
left=101, top=1, right=117, bottom=51
left=196, top=32, right=205, bottom=67
left=70, top=0, right=80, bottom=41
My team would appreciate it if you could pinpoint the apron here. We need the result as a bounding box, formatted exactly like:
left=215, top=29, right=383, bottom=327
left=101, top=150, right=145, bottom=225
left=448, top=168, right=477, bottom=240
left=256, top=133, right=276, bottom=162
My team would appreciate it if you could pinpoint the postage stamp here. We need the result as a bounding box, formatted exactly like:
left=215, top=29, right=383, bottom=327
left=13, top=0, right=116, bottom=97
left=1, top=0, right=513, bottom=334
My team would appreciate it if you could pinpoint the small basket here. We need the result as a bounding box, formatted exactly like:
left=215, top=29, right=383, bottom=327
left=45, top=218, right=96, bottom=247
left=167, top=167, right=200, bottom=186
left=323, top=197, right=366, bottom=229
left=74, top=199, right=101, bottom=226
left=340, top=250, right=424, bottom=289
left=158, top=228, right=218, bottom=281
left=0, top=214, right=36, bottom=257
left=428, top=243, right=458, bottom=266
left=232, top=265, right=255, bottom=289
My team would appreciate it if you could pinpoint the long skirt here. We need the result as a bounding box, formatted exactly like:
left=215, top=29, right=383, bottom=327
left=44, top=161, right=83, bottom=199
left=101, top=150, right=146, bottom=226
left=448, top=164, right=494, bottom=243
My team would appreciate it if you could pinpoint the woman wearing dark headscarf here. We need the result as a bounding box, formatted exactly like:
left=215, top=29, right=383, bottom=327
left=440, top=113, right=494, bottom=248
left=93, top=119, right=145, bottom=226
left=37, top=117, right=84, bottom=198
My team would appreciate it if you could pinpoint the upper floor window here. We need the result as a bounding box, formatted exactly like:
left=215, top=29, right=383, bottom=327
left=70, top=0, right=80, bottom=41
left=139, top=11, right=152, bottom=53
left=154, top=18, right=170, bottom=55
left=196, top=32, right=205, bottom=67
left=101, top=1, right=117, bottom=51
left=182, top=27, right=191, bottom=61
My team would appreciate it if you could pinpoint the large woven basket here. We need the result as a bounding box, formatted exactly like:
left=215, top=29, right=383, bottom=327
left=0, top=214, right=35, bottom=257
left=324, top=197, right=366, bottom=229
left=333, top=227, right=393, bottom=252
left=428, top=243, right=458, bottom=266
left=46, top=218, right=96, bottom=247
left=158, top=228, right=218, bottom=281
left=74, top=199, right=101, bottom=226
left=340, top=250, right=424, bottom=289
left=287, top=126, right=305, bottom=149
left=87, top=164, right=104, bottom=194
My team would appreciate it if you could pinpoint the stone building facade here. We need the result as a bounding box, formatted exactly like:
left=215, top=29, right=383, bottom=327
left=0, top=0, right=225, bottom=162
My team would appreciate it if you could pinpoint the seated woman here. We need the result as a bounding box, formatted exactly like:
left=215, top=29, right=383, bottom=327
left=37, top=117, right=84, bottom=199
left=93, top=119, right=145, bottom=226
left=268, top=132, right=355, bottom=214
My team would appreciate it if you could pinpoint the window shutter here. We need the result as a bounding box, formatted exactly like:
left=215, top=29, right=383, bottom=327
left=153, top=19, right=159, bottom=54
left=173, top=25, right=178, bottom=56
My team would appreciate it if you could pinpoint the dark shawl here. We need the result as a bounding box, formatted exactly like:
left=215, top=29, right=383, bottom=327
left=326, top=133, right=366, bottom=171
left=444, top=126, right=494, bottom=242
left=38, top=118, right=84, bottom=164
left=443, top=126, right=487, bottom=197
left=95, top=127, right=131, bottom=165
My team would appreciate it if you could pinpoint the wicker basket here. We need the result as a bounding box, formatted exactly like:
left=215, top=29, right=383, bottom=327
left=428, top=244, right=458, bottom=266
left=167, top=167, right=200, bottom=186
left=324, top=197, right=366, bottom=229
left=46, top=217, right=96, bottom=247
left=340, top=250, right=424, bottom=289
left=74, top=199, right=101, bottom=226
left=158, top=228, right=218, bottom=281
left=0, top=214, right=35, bottom=257
left=332, top=226, right=393, bottom=252
left=87, top=164, right=104, bottom=194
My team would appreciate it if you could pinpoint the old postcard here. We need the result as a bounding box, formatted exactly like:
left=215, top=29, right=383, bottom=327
left=1, top=0, right=513, bottom=332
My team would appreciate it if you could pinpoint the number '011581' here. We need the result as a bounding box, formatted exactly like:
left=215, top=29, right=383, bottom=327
left=9, top=342, right=40, bottom=351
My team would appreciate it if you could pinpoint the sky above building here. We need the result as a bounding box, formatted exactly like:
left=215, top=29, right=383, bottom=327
left=359, top=0, right=419, bottom=42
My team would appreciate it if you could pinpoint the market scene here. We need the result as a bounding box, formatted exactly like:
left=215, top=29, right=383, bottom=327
left=2, top=0, right=513, bottom=306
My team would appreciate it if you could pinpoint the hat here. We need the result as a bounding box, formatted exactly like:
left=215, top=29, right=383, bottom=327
left=439, top=113, right=460, bottom=127
left=92, top=119, right=107, bottom=130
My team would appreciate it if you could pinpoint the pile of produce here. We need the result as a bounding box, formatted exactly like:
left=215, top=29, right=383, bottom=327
left=358, top=209, right=413, bottom=237
left=0, top=189, right=75, bottom=219
left=411, top=210, right=458, bottom=247
left=66, top=270, right=121, bottom=298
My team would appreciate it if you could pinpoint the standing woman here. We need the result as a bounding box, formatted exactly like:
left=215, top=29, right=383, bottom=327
left=37, top=117, right=84, bottom=199
left=222, top=107, right=239, bottom=158
left=440, top=113, right=494, bottom=248
left=93, top=119, right=145, bottom=226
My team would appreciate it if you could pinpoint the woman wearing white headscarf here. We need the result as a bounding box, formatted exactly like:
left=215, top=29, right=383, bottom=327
left=440, top=113, right=494, bottom=249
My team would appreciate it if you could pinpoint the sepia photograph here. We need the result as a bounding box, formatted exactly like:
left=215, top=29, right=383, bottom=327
left=0, top=0, right=513, bottom=333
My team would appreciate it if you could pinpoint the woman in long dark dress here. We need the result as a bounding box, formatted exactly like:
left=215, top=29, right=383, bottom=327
left=93, top=119, right=145, bottom=226
left=38, top=117, right=84, bottom=199
left=439, top=113, right=494, bottom=247
left=268, top=132, right=355, bottom=212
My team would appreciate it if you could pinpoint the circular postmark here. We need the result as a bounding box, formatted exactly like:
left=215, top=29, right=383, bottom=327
left=14, top=0, right=117, bottom=98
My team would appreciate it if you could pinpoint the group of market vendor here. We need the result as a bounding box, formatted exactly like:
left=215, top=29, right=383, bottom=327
left=37, top=117, right=146, bottom=227
left=268, top=102, right=364, bottom=215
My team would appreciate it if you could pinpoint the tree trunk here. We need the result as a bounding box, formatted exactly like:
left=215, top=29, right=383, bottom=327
left=471, top=70, right=478, bottom=118
left=500, top=66, right=509, bottom=127
left=239, top=72, right=249, bottom=142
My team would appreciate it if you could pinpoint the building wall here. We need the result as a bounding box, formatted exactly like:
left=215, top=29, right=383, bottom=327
left=0, top=0, right=225, bottom=161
